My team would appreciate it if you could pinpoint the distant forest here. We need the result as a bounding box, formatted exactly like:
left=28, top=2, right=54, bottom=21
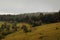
left=0, top=11, right=60, bottom=27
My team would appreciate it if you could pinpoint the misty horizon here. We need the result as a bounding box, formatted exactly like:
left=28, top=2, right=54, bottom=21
left=0, top=0, right=60, bottom=14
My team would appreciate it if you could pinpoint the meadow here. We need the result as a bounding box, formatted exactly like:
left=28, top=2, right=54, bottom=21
left=0, top=11, right=60, bottom=40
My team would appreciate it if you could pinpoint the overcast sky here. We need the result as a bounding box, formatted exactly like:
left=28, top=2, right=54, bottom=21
left=0, top=0, right=60, bottom=14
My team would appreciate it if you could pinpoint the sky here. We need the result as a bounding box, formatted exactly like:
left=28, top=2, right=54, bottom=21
left=0, top=0, right=60, bottom=14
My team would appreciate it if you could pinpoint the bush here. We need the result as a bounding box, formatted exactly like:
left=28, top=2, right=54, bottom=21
left=2, top=30, right=10, bottom=36
left=21, top=25, right=28, bottom=33
left=0, top=34, right=4, bottom=40
left=12, top=23, right=17, bottom=32
left=56, top=27, right=59, bottom=30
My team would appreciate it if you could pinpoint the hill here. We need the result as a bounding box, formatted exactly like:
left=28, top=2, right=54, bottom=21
left=3, top=22, right=60, bottom=40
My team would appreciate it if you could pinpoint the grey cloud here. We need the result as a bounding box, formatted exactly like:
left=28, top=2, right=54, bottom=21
left=0, top=0, right=60, bottom=14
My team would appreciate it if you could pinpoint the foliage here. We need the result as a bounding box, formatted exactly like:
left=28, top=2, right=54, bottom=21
left=21, top=25, right=29, bottom=33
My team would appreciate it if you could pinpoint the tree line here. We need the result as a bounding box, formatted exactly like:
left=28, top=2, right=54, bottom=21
left=0, top=11, right=60, bottom=27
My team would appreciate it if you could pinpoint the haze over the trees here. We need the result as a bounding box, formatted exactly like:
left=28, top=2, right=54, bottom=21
left=0, top=0, right=60, bottom=14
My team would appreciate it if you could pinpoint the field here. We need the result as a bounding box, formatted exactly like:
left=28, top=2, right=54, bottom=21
left=0, top=12, right=60, bottom=40
left=0, top=22, right=60, bottom=40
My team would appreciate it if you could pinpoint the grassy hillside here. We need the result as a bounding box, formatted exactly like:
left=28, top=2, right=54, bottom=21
left=3, top=22, right=60, bottom=40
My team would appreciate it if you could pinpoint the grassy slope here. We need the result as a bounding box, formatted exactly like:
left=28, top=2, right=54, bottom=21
left=3, top=22, right=60, bottom=40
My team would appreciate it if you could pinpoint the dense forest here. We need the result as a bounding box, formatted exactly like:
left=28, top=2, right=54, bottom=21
left=0, top=11, right=60, bottom=27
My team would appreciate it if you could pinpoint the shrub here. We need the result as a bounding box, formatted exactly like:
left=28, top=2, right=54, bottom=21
left=0, top=34, right=4, bottom=40
left=21, top=25, right=28, bottom=33
left=12, top=22, right=17, bottom=32
left=56, top=27, right=59, bottom=30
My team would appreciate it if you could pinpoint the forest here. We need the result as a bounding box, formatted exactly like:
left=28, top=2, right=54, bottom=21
left=0, top=11, right=60, bottom=27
